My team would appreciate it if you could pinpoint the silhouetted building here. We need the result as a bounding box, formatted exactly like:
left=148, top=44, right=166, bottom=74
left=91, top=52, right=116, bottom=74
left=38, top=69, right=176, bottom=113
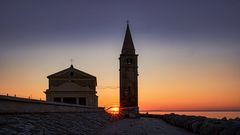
left=44, top=65, right=98, bottom=106
left=119, top=23, right=139, bottom=116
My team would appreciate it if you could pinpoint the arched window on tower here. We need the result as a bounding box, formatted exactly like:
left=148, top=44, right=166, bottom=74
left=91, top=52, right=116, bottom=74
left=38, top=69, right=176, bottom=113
left=126, top=58, right=133, bottom=64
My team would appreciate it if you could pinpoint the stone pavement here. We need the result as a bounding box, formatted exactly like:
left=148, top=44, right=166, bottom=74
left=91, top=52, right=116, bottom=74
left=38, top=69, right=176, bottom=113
left=96, top=117, right=196, bottom=135
left=0, top=112, right=111, bottom=135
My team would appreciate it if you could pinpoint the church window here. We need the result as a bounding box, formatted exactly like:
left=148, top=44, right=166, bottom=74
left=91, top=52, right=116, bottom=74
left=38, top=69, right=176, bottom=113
left=63, top=97, right=77, bottom=104
left=128, top=97, right=131, bottom=102
left=124, top=90, right=128, bottom=96
left=126, top=58, right=133, bottom=64
left=79, top=97, right=86, bottom=105
left=54, top=97, right=61, bottom=102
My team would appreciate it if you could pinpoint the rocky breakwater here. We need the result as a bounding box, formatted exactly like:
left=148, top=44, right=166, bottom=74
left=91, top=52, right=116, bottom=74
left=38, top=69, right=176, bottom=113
left=142, top=113, right=240, bottom=135
left=0, top=112, right=116, bottom=135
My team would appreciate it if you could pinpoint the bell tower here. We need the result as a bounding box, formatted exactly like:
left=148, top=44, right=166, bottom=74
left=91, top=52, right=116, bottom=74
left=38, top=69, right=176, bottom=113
left=119, top=23, right=139, bottom=117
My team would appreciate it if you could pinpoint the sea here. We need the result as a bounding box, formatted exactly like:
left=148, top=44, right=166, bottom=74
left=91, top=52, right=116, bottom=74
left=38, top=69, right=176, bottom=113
left=140, top=111, right=240, bottom=119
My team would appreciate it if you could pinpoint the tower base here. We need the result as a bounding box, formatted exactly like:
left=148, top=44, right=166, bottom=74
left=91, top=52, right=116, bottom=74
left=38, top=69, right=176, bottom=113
left=120, top=107, right=139, bottom=118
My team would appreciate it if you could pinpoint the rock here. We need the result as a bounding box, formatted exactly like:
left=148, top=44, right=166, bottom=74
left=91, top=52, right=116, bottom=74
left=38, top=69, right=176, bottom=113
left=199, top=120, right=224, bottom=135
left=222, top=117, right=227, bottom=121
left=235, top=117, right=240, bottom=121
left=192, top=121, right=202, bottom=133
left=235, top=129, right=240, bottom=135
left=219, top=126, right=239, bottom=135
left=142, top=113, right=240, bottom=135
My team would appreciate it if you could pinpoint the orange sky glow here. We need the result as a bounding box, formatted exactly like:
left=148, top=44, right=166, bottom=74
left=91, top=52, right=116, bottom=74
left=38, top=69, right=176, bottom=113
left=1, top=39, right=240, bottom=111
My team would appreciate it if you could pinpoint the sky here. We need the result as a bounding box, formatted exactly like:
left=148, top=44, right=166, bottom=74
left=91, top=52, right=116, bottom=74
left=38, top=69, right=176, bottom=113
left=0, top=0, right=240, bottom=111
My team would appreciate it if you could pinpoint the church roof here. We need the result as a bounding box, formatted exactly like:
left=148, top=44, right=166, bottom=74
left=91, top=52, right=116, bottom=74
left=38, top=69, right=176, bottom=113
left=121, top=23, right=135, bottom=54
left=47, top=65, right=96, bottom=79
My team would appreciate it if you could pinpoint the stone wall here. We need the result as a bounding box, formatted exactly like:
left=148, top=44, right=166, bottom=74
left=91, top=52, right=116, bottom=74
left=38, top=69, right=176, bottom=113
left=0, top=95, right=114, bottom=135
left=0, top=95, right=103, bottom=113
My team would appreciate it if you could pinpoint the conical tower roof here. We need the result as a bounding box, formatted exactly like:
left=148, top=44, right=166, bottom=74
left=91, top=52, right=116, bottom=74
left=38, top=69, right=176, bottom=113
left=121, top=23, right=135, bottom=54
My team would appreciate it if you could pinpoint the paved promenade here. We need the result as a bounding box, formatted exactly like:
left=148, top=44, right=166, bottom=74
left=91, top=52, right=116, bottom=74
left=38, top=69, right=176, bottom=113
left=96, top=117, right=196, bottom=135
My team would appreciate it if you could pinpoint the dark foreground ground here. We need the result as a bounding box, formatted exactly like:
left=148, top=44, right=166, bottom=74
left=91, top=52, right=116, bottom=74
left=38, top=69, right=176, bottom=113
left=0, top=112, right=112, bottom=135
left=0, top=112, right=195, bottom=135
left=96, top=117, right=196, bottom=135
left=1, top=112, right=240, bottom=135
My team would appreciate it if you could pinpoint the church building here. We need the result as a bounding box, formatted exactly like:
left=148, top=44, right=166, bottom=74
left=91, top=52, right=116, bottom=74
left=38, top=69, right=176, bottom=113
left=119, top=23, right=139, bottom=116
left=44, top=65, right=98, bottom=106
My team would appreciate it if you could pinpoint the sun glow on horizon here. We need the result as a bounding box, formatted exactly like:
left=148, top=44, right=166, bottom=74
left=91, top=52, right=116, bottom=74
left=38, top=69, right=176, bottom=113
left=106, top=105, right=120, bottom=115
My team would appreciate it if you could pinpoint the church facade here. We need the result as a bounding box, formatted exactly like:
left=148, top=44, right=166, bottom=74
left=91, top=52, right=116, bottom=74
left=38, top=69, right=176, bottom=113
left=44, top=65, right=98, bottom=106
left=119, top=24, right=139, bottom=116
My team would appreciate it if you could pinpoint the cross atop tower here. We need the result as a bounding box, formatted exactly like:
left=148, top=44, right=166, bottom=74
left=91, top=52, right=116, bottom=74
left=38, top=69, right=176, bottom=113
left=70, top=59, right=74, bottom=68
left=126, top=20, right=130, bottom=24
